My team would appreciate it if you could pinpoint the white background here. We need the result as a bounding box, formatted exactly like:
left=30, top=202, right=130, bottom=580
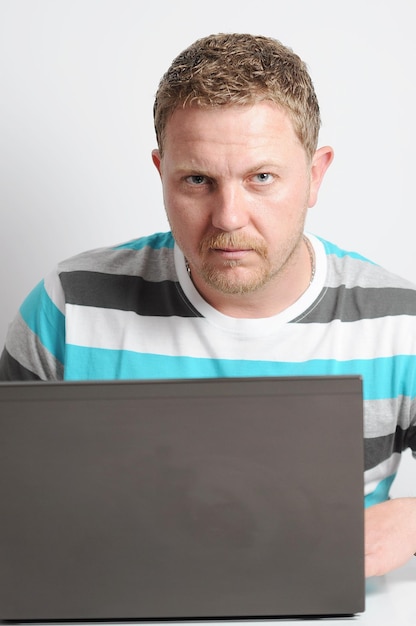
left=0, top=0, right=415, bottom=493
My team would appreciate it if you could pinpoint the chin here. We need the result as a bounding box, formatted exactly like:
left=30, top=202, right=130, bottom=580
left=202, top=266, right=270, bottom=295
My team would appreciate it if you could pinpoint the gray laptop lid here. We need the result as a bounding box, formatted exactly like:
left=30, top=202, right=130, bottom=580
left=0, top=376, right=364, bottom=621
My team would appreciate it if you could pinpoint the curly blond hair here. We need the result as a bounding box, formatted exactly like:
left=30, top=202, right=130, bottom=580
left=153, top=33, right=321, bottom=161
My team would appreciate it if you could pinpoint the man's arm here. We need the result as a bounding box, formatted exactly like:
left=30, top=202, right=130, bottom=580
left=0, top=347, right=43, bottom=380
left=0, top=276, right=65, bottom=381
left=365, top=497, right=416, bottom=577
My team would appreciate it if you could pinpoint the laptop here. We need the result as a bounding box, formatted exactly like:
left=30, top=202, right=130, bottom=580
left=0, top=375, right=364, bottom=621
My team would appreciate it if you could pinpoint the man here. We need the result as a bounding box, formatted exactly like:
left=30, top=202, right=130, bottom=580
left=1, top=33, right=416, bottom=578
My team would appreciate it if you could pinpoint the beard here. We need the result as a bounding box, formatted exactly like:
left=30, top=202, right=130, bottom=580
left=194, top=230, right=303, bottom=295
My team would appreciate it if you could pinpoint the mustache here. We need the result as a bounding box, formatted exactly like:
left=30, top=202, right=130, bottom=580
left=199, top=232, right=268, bottom=258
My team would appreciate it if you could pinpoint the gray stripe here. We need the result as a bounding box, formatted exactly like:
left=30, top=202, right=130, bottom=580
left=58, top=245, right=177, bottom=283
left=59, top=271, right=201, bottom=318
left=328, top=254, right=416, bottom=290
left=364, top=426, right=415, bottom=471
left=297, top=285, right=416, bottom=323
left=364, top=397, right=416, bottom=438
left=0, top=349, right=42, bottom=381
left=4, top=314, right=63, bottom=381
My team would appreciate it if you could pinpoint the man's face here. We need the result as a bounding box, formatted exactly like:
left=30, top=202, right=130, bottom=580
left=152, top=101, right=332, bottom=315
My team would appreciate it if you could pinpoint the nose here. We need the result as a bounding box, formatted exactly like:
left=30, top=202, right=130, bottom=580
left=210, top=183, right=250, bottom=232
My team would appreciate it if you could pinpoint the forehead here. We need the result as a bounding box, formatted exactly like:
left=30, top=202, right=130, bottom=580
left=162, top=102, right=306, bottom=166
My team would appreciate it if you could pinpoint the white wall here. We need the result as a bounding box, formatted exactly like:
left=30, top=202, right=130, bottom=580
left=1, top=1, right=415, bottom=490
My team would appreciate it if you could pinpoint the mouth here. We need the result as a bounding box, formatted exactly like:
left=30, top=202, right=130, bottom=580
left=212, top=247, right=252, bottom=261
left=198, top=232, right=268, bottom=268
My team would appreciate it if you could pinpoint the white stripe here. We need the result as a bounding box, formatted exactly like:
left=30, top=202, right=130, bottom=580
left=44, top=269, right=66, bottom=315
left=364, top=453, right=401, bottom=496
left=65, top=305, right=416, bottom=361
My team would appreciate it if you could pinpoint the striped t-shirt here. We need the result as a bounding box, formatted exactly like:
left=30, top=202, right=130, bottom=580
left=1, top=231, right=416, bottom=506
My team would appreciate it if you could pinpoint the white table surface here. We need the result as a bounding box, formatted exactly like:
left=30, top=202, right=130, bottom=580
left=356, top=556, right=416, bottom=625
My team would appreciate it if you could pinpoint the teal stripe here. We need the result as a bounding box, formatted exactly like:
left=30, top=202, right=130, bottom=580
left=113, top=232, right=174, bottom=251
left=364, top=475, right=396, bottom=508
left=64, top=346, right=416, bottom=400
left=19, top=281, right=65, bottom=364
left=65, top=347, right=252, bottom=380
left=316, top=236, right=376, bottom=264
left=299, top=355, right=416, bottom=401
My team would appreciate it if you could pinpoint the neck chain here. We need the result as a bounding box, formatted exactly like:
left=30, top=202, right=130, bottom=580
left=185, top=234, right=316, bottom=285
left=303, top=234, right=316, bottom=285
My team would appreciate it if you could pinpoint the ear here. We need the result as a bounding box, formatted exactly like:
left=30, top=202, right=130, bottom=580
left=308, top=146, right=334, bottom=208
left=151, top=149, right=162, bottom=176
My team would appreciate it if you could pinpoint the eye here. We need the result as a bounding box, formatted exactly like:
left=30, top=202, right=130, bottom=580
left=186, top=174, right=208, bottom=185
left=252, top=172, right=273, bottom=184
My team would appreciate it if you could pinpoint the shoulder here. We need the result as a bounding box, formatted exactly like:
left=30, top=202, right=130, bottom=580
left=56, top=232, right=176, bottom=281
left=317, top=236, right=416, bottom=292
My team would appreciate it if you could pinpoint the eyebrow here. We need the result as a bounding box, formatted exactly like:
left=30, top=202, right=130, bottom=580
left=174, top=165, right=211, bottom=175
left=250, top=162, right=283, bottom=172
left=173, top=161, right=284, bottom=177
